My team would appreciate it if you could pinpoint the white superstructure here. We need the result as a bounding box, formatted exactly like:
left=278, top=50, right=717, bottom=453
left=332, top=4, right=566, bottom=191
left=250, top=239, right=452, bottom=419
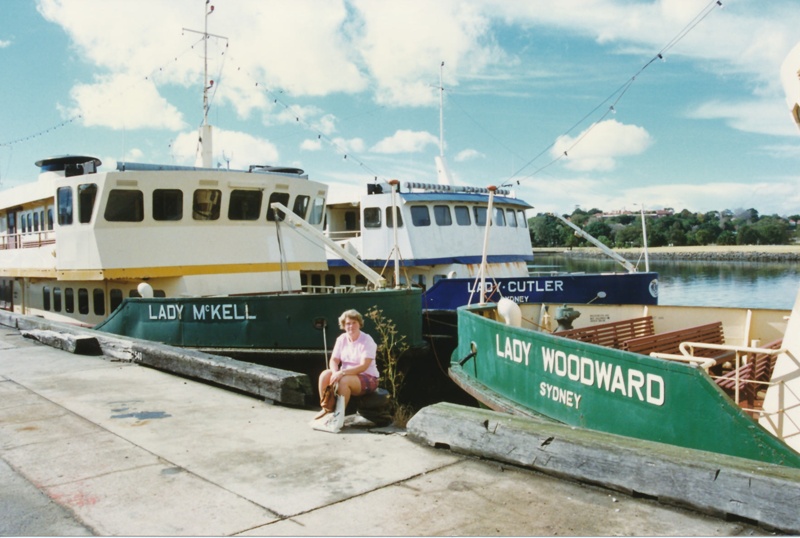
left=0, top=155, right=328, bottom=326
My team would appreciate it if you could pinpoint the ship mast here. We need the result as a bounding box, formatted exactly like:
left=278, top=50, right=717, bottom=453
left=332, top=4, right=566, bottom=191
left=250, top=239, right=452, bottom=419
left=435, top=61, right=454, bottom=186
left=183, top=1, right=226, bottom=168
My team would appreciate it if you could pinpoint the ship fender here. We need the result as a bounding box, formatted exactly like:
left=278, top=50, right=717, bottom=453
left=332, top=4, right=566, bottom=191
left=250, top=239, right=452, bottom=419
left=497, top=298, right=522, bottom=328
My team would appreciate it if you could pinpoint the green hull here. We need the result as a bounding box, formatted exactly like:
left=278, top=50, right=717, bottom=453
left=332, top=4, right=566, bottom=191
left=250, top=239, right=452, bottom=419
left=95, top=288, right=424, bottom=354
left=450, top=304, right=800, bottom=468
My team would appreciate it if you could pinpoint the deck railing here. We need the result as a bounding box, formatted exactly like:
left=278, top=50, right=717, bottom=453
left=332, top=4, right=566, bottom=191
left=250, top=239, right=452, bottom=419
left=0, top=232, right=56, bottom=250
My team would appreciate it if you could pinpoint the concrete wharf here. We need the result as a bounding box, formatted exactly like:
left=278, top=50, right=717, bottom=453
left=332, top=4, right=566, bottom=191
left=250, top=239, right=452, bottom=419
left=0, top=319, right=787, bottom=535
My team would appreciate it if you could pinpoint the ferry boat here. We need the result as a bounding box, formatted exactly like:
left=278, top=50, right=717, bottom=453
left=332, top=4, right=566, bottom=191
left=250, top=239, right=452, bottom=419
left=0, top=155, right=425, bottom=356
left=306, top=181, right=659, bottom=323
left=448, top=292, right=800, bottom=468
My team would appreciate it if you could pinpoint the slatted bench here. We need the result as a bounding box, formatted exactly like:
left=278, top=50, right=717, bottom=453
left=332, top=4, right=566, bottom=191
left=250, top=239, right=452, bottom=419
left=556, top=316, right=654, bottom=349
left=622, top=321, right=726, bottom=359
left=715, top=339, right=782, bottom=410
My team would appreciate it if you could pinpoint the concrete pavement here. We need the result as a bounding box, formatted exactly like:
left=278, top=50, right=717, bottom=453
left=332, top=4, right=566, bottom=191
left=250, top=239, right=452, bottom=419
left=0, top=323, right=771, bottom=536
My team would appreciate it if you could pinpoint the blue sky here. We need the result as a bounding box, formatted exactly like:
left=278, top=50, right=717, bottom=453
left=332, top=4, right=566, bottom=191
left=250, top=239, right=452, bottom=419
left=1, top=0, right=799, bottom=216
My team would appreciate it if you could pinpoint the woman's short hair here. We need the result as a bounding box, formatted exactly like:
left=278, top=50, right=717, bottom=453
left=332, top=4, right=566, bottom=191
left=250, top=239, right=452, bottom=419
left=338, top=309, right=364, bottom=330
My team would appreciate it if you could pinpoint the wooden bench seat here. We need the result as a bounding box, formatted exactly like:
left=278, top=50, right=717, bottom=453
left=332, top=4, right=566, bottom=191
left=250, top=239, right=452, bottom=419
left=622, top=321, right=726, bottom=359
left=715, top=339, right=782, bottom=410
left=556, top=316, right=654, bottom=349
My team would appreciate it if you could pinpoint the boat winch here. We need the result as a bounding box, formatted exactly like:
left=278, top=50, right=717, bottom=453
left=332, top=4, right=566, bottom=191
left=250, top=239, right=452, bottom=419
left=555, top=305, right=581, bottom=332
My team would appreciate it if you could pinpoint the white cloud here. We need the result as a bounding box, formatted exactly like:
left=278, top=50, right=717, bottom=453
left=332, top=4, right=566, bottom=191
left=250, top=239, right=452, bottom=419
left=0, top=39, right=10, bottom=48
left=371, top=130, right=438, bottom=154
left=455, top=148, right=484, bottom=162
left=301, top=138, right=323, bottom=151
left=170, top=127, right=279, bottom=169
left=332, top=137, right=366, bottom=154
left=688, top=99, right=797, bottom=136
left=61, top=74, right=186, bottom=130
left=551, top=119, right=652, bottom=172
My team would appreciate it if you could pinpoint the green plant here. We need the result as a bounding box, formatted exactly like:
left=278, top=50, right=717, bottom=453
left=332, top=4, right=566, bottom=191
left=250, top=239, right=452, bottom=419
left=366, top=305, right=413, bottom=425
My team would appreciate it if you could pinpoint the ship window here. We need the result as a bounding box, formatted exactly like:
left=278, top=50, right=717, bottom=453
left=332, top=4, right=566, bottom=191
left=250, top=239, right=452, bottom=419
left=473, top=206, right=487, bottom=226
left=364, top=207, right=381, bottom=228
left=355, top=275, right=367, bottom=286
left=411, top=206, right=431, bottom=227
left=78, top=288, right=89, bottom=315
left=386, top=207, right=403, bottom=228
left=78, top=183, right=98, bottom=224
left=53, top=287, right=62, bottom=312
left=340, top=275, right=351, bottom=286
left=33, top=212, right=40, bottom=232
left=344, top=211, right=357, bottom=231
left=57, top=187, right=73, bottom=225
left=93, top=289, right=105, bottom=316
left=506, top=208, right=518, bottom=227
left=455, top=206, right=470, bottom=225
left=434, top=205, right=452, bottom=226
left=293, top=195, right=310, bottom=219
left=494, top=207, right=506, bottom=226
left=105, top=190, right=144, bottom=222
left=412, top=274, right=426, bottom=290
left=300, top=274, right=307, bottom=287
left=27, top=213, right=32, bottom=232
left=325, top=274, right=336, bottom=288
left=309, top=197, right=324, bottom=225
left=193, top=189, right=221, bottom=220
left=110, top=289, right=123, bottom=312
left=154, top=289, right=166, bottom=298
left=267, top=192, right=290, bottom=221
left=433, top=274, right=448, bottom=284
left=229, top=190, right=263, bottom=221
left=43, top=287, right=51, bottom=311
left=518, top=210, right=526, bottom=227
left=65, top=288, right=75, bottom=313
left=310, top=274, right=321, bottom=287
left=153, top=189, right=183, bottom=221
left=47, top=208, right=54, bottom=230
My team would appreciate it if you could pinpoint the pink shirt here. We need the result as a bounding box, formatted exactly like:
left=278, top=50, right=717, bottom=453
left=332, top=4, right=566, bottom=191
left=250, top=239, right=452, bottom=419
left=332, top=331, right=379, bottom=378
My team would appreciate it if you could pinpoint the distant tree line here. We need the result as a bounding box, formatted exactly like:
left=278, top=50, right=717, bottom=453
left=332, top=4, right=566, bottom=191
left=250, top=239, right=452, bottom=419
left=528, top=208, right=799, bottom=248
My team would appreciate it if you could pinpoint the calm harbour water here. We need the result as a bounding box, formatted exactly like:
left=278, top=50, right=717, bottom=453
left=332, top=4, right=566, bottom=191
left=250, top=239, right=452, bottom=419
left=532, top=254, right=800, bottom=311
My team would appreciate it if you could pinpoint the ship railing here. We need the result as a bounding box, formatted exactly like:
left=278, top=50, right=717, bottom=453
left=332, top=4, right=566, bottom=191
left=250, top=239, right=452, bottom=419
left=301, top=284, right=368, bottom=294
left=1, top=232, right=56, bottom=250
left=652, top=341, right=787, bottom=414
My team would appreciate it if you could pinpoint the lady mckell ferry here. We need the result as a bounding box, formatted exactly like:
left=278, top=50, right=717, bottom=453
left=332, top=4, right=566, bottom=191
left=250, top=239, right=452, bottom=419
left=0, top=155, right=425, bottom=356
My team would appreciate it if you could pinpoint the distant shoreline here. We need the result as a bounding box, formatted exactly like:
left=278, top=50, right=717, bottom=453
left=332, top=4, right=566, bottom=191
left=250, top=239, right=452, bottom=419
left=533, top=245, right=800, bottom=262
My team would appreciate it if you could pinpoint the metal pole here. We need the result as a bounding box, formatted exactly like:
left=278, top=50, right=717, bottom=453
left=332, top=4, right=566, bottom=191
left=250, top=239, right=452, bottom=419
left=389, top=179, right=401, bottom=288
left=479, top=186, right=496, bottom=304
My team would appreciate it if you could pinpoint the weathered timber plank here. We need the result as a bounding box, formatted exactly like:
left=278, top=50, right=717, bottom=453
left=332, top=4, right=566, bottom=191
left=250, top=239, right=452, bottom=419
left=21, top=329, right=102, bottom=355
left=407, top=402, right=800, bottom=533
left=0, top=310, right=312, bottom=406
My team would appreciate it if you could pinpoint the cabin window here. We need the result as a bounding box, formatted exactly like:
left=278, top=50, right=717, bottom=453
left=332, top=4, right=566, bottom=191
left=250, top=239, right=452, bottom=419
left=518, top=210, right=526, bottom=227
left=309, top=197, right=325, bottom=225
left=325, top=274, right=336, bottom=288
left=47, top=208, right=54, bottom=230
left=340, top=275, right=351, bottom=286
left=412, top=274, right=426, bottom=290
left=494, top=207, right=506, bottom=226
left=343, top=211, right=357, bottom=231
left=434, top=205, right=452, bottom=226
left=411, top=206, right=431, bottom=227
left=364, top=207, right=381, bottom=228
left=78, top=183, right=98, bottom=224
left=42, top=286, right=51, bottom=311
left=53, top=287, right=62, bottom=312
left=310, top=274, right=321, bottom=288
left=65, top=288, right=75, bottom=313
left=33, top=212, right=40, bottom=232
left=355, top=275, right=367, bottom=286
left=153, top=189, right=183, bottom=221
left=386, top=207, right=403, bottom=228
left=506, top=209, right=518, bottom=227
left=293, top=195, right=310, bottom=219
left=93, top=289, right=105, bottom=316
left=26, top=213, right=32, bottom=233
left=105, top=190, right=144, bottom=222
left=433, top=274, right=448, bottom=284
left=57, top=187, right=73, bottom=225
left=78, top=288, right=89, bottom=315
left=229, top=190, right=263, bottom=221
left=473, top=206, right=487, bottom=226
left=193, top=189, right=221, bottom=220
left=154, top=289, right=166, bottom=298
left=267, top=192, right=290, bottom=221
left=110, top=289, right=124, bottom=313
left=455, top=206, right=470, bottom=226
